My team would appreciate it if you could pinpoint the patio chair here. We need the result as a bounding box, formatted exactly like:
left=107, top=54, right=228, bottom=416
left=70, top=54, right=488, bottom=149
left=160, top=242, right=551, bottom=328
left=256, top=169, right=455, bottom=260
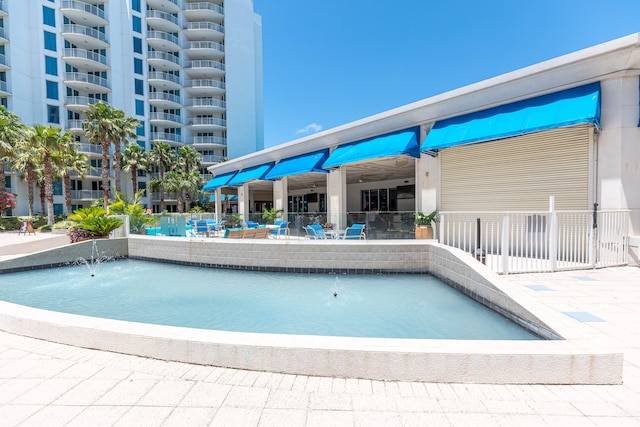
left=304, top=225, right=318, bottom=239
left=309, top=224, right=328, bottom=240
left=195, top=220, right=209, bottom=237
left=270, top=221, right=289, bottom=239
left=341, top=224, right=366, bottom=240
left=245, top=220, right=259, bottom=228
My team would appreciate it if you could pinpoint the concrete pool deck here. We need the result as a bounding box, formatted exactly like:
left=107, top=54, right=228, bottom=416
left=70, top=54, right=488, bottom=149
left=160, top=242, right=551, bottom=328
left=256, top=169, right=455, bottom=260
left=0, top=233, right=639, bottom=424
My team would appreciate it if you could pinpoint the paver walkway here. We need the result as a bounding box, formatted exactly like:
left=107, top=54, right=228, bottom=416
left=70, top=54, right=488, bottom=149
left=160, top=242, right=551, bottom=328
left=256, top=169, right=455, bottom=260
left=0, top=233, right=639, bottom=425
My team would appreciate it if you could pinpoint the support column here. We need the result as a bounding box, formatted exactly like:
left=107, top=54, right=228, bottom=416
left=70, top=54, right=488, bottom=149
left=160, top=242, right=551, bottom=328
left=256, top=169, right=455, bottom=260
left=327, top=168, right=347, bottom=230
left=238, top=183, right=249, bottom=225
left=214, top=188, right=222, bottom=222
left=415, top=153, right=438, bottom=214
left=273, top=177, right=288, bottom=221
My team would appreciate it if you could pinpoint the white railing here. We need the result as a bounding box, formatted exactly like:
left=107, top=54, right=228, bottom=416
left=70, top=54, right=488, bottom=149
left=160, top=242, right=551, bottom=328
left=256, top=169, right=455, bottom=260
left=439, top=209, right=630, bottom=274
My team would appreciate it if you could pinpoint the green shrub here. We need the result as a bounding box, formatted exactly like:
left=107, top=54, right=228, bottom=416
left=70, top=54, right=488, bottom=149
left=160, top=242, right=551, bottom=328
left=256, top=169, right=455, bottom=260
left=68, top=207, right=107, bottom=222
left=76, top=216, right=124, bottom=237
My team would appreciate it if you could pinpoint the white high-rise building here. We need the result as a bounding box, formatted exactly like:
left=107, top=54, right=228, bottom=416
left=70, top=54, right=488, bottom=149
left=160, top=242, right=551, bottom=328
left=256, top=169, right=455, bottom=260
left=2, top=0, right=263, bottom=215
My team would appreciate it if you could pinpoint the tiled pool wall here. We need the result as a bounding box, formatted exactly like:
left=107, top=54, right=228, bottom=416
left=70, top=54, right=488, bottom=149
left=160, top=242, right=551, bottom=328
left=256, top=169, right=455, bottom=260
left=0, top=236, right=624, bottom=384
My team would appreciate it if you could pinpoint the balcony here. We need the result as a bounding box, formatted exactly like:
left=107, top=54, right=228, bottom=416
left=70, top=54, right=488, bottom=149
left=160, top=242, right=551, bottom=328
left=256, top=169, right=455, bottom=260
left=0, top=0, right=6, bottom=16
left=184, top=2, right=224, bottom=22
left=184, top=59, right=225, bottom=78
left=147, top=50, right=181, bottom=72
left=150, top=132, right=183, bottom=144
left=149, top=112, right=182, bottom=127
left=184, top=79, right=225, bottom=95
left=72, top=168, right=114, bottom=179
left=76, top=142, right=112, bottom=156
left=183, top=21, right=224, bottom=41
left=187, top=97, right=225, bottom=113
left=146, top=0, right=180, bottom=14
left=146, top=9, right=180, bottom=33
left=146, top=30, right=180, bottom=52
left=61, top=24, right=109, bottom=49
left=148, top=92, right=182, bottom=109
left=0, top=52, right=9, bottom=70
left=0, top=26, right=8, bottom=42
left=66, top=119, right=84, bottom=133
left=70, top=189, right=106, bottom=200
left=200, top=154, right=226, bottom=163
left=187, top=117, right=226, bottom=130
left=151, top=192, right=179, bottom=201
left=62, top=48, right=109, bottom=71
left=65, top=96, right=102, bottom=112
left=191, top=135, right=227, bottom=146
left=183, top=41, right=224, bottom=60
left=148, top=71, right=181, bottom=90
left=61, top=1, right=108, bottom=27
left=0, top=80, right=10, bottom=95
left=64, top=72, right=110, bottom=92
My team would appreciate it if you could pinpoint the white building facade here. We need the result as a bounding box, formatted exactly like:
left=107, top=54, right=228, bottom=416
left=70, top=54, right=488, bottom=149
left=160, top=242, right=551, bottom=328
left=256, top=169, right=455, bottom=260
left=2, top=0, right=263, bottom=215
left=207, top=34, right=640, bottom=265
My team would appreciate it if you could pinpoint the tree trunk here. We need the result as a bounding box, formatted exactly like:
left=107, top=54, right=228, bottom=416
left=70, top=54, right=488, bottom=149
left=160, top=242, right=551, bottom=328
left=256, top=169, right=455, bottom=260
left=39, top=183, right=45, bottom=216
left=101, top=139, right=110, bottom=212
left=0, top=161, right=5, bottom=216
left=131, top=165, right=138, bottom=195
left=27, top=167, right=35, bottom=217
left=114, top=141, right=121, bottom=194
left=64, top=173, right=72, bottom=214
left=185, top=192, right=191, bottom=212
left=44, top=153, right=55, bottom=226
left=159, top=167, right=165, bottom=212
left=177, top=193, right=184, bottom=214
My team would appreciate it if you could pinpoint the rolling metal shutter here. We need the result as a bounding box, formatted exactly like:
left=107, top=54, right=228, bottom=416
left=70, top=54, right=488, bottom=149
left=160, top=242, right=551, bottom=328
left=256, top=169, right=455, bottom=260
left=440, top=126, right=593, bottom=211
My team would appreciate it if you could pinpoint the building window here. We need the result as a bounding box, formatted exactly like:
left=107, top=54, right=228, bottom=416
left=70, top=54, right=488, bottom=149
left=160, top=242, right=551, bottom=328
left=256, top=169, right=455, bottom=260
left=0, top=98, right=7, bottom=108
left=135, top=99, right=144, bottom=116
left=136, top=121, right=145, bottom=136
left=43, top=6, right=56, bottom=27
left=53, top=180, right=62, bottom=196
left=46, top=80, right=58, bottom=100
left=5, top=175, right=11, bottom=189
left=53, top=203, right=63, bottom=215
left=44, top=31, right=57, bottom=51
left=132, top=16, right=142, bottom=33
left=132, top=0, right=141, bottom=12
left=47, top=105, right=59, bottom=124
left=133, top=37, right=142, bottom=54
left=134, top=58, right=143, bottom=75
left=134, top=79, right=144, bottom=95
left=45, top=56, right=57, bottom=76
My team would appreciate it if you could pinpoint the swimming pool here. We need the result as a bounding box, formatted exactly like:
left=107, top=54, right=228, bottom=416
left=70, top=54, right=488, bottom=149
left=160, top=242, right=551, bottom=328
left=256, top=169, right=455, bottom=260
left=0, top=259, right=538, bottom=340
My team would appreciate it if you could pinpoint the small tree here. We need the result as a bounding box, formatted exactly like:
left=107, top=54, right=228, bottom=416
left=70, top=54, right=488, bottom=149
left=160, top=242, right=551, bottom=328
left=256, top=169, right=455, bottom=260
left=0, top=191, right=16, bottom=215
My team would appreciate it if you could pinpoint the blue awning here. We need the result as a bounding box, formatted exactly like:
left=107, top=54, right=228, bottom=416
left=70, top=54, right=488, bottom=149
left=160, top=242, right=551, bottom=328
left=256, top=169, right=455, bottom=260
left=264, top=149, right=329, bottom=180
left=422, top=82, right=601, bottom=151
left=208, top=193, right=238, bottom=203
left=202, top=171, right=237, bottom=192
left=226, top=162, right=274, bottom=186
left=322, top=130, right=420, bottom=169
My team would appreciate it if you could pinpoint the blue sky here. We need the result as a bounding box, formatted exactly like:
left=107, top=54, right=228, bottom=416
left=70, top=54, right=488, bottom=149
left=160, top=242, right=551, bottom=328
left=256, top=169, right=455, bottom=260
left=254, top=1, right=640, bottom=148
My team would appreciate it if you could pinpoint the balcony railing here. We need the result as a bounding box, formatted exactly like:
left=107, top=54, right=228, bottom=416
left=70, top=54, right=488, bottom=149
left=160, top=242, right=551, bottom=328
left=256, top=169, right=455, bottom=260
left=185, top=41, right=225, bottom=53
left=188, top=117, right=226, bottom=127
left=0, top=52, right=8, bottom=67
left=62, top=0, right=106, bottom=22
left=0, top=26, right=8, bottom=40
left=64, top=72, right=110, bottom=89
left=186, top=79, right=225, bottom=90
left=149, top=92, right=181, bottom=104
left=150, top=132, right=183, bottom=143
left=70, top=189, right=106, bottom=200
left=200, top=154, right=225, bottom=163
left=146, top=30, right=179, bottom=47
left=0, top=80, right=9, bottom=93
left=185, top=60, right=225, bottom=72
left=63, top=48, right=109, bottom=67
left=71, top=168, right=113, bottom=178
left=66, top=119, right=84, bottom=130
left=147, top=51, right=181, bottom=66
left=62, top=24, right=109, bottom=45
left=185, top=2, right=224, bottom=15
left=0, top=0, right=6, bottom=14
left=150, top=112, right=182, bottom=124
left=191, top=136, right=227, bottom=145
left=148, top=71, right=181, bottom=86
left=146, top=9, right=179, bottom=27
left=189, top=98, right=225, bottom=109
left=76, top=142, right=113, bottom=155
left=185, top=22, right=224, bottom=33
left=65, top=96, right=102, bottom=109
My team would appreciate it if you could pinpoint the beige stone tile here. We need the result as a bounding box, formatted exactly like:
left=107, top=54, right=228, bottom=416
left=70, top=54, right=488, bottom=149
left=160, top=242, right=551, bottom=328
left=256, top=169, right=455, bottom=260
left=211, top=407, right=262, bottom=426
left=66, top=406, right=130, bottom=427
left=305, top=409, right=354, bottom=427
left=162, top=407, right=217, bottom=427
left=179, top=381, right=231, bottom=407
left=222, top=385, right=269, bottom=408
left=137, top=379, right=195, bottom=406
left=258, top=408, right=306, bottom=426
left=113, top=406, right=174, bottom=427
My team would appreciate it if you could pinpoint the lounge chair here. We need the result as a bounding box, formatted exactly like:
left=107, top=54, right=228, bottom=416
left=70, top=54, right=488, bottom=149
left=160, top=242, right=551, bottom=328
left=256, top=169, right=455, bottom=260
left=341, top=224, right=366, bottom=240
left=195, top=220, right=209, bottom=237
left=245, top=220, right=259, bottom=228
left=310, top=224, right=328, bottom=239
left=304, top=225, right=318, bottom=239
left=270, top=221, right=289, bottom=239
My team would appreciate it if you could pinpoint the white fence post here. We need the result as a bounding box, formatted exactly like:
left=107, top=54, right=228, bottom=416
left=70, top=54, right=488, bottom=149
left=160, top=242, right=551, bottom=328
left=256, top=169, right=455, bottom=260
left=549, top=197, right=557, bottom=272
left=501, top=214, right=509, bottom=274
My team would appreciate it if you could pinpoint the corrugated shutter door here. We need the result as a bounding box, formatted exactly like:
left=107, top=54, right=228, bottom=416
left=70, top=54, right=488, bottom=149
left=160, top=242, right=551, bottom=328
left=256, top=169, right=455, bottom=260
left=440, top=126, right=592, bottom=211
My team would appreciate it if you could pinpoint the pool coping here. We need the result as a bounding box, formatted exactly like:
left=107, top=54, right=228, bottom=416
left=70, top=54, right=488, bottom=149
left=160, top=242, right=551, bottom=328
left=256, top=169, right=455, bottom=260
left=0, top=237, right=624, bottom=384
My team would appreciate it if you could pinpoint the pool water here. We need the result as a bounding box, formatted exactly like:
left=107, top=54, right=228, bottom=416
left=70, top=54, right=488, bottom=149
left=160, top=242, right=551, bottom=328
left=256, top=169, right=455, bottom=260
left=0, top=259, right=539, bottom=340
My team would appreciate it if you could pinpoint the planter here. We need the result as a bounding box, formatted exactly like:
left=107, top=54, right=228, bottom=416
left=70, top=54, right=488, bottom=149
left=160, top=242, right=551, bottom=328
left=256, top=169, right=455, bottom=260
left=415, top=225, right=433, bottom=239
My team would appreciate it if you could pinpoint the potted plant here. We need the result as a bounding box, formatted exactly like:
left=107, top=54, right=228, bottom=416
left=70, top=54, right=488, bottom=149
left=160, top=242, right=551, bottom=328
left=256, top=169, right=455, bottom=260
left=414, top=210, right=438, bottom=239
left=262, top=207, right=283, bottom=225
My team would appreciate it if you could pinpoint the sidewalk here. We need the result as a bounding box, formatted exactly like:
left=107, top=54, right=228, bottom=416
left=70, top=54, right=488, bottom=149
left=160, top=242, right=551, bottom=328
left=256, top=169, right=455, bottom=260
left=0, top=231, right=69, bottom=261
left=1, top=238, right=639, bottom=425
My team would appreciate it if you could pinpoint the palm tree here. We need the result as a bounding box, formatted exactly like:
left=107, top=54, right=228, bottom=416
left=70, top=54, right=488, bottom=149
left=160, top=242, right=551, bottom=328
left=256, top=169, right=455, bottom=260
left=56, top=140, right=90, bottom=215
left=149, top=141, right=176, bottom=212
left=122, top=142, right=148, bottom=195
left=11, top=127, right=40, bottom=216
left=162, top=169, right=203, bottom=214
left=0, top=107, right=24, bottom=214
left=177, top=146, right=202, bottom=212
left=82, top=102, right=124, bottom=213
left=112, top=115, right=140, bottom=194
left=31, top=125, right=73, bottom=225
